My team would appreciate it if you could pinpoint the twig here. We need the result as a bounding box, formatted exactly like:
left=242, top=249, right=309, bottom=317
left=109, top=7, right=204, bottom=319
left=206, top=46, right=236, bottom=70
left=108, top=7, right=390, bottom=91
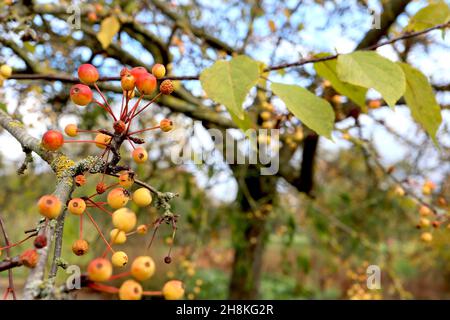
left=8, top=22, right=449, bottom=82
left=0, top=215, right=17, bottom=300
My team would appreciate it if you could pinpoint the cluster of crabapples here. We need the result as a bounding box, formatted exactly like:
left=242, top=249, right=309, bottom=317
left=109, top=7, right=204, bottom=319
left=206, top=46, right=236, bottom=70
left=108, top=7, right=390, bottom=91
left=34, top=63, right=185, bottom=299
left=394, top=180, right=449, bottom=243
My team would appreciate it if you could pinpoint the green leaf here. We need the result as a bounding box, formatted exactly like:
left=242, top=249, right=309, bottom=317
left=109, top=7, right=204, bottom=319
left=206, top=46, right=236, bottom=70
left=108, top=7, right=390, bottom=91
left=337, top=51, right=405, bottom=107
left=271, top=82, right=335, bottom=138
left=200, top=55, right=260, bottom=120
left=314, top=53, right=367, bottom=109
left=97, top=16, right=121, bottom=49
left=0, top=103, right=7, bottom=112
left=398, top=62, right=442, bottom=145
left=406, top=1, right=450, bottom=32
left=229, top=111, right=254, bottom=132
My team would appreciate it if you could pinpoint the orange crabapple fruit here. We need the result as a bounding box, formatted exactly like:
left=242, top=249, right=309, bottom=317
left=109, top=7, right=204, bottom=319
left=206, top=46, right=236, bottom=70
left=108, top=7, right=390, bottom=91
left=160, top=118, right=173, bottom=132
left=131, top=256, right=155, bottom=281
left=130, top=66, right=148, bottom=79
left=368, top=99, right=382, bottom=109
left=119, top=279, right=143, bottom=300
left=19, top=249, right=39, bottom=268
left=160, top=79, right=174, bottom=95
left=112, top=208, right=137, bottom=232
left=132, top=147, right=148, bottom=164
left=162, top=280, right=185, bottom=300
left=422, top=180, right=436, bottom=195
left=41, top=130, right=64, bottom=151
left=94, top=133, right=112, bottom=149
left=419, top=205, right=433, bottom=217
left=72, top=239, right=89, bottom=256
left=113, top=120, right=126, bottom=134
left=121, top=73, right=135, bottom=91
left=132, top=188, right=152, bottom=207
left=68, top=198, right=86, bottom=215
left=120, top=67, right=130, bottom=77
left=111, top=251, right=128, bottom=267
left=136, top=224, right=148, bottom=234
left=78, top=63, right=99, bottom=84
left=96, top=181, right=107, bottom=194
left=136, top=73, right=157, bottom=95
left=75, top=174, right=87, bottom=187
left=87, top=258, right=113, bottom=282
left=64, top=124, right=78, bottom=137
left=70, top=84, right=93, bottom=106
left=118, top=171, right=134, bottom=188
left=107, top=188, right=130, bottom=209
left=87, top=11, right=97, bottom=22
left=110, top=228, right=127, bottom=244
left=151, top=63, right=166, bottom=79
left=37, top=195, right=62, bottom=219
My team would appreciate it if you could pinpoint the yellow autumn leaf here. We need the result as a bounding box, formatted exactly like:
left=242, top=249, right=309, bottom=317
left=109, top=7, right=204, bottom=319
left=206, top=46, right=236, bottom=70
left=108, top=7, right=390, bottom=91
left=97, top=16, right=120, bottom=49
left=268, top=19, right=276, bottom=33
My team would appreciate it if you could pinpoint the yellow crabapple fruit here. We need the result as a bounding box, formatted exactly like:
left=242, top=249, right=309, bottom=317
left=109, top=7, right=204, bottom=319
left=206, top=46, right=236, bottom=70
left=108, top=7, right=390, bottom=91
left=160, top=118, right=173, bottom=132
left=64, top=124, right=78, bottom=137
left=394, top=186, right=405, bottom=197
left=151, top=63, right=166, bottom=79
left=68, top=198, right=86, bottom=215
left=119, top=279, right=143, bottom=300
left=131, top=256, right=155, bottom=281
left=419, top=205, right=433, bottom=217
left=107, top=188, right=130, bottom=209
left=94, top=133, right=112, bottom=149
left=87, top=258, right=113, bottom=282
left=132, top=188, right=152, bottom=207
left=118, top=171, right=134, bottom=188
left=112, top=208, right=137, bottom=232
left=162, top=280, right=185, bottom=300
left=420, top=232, right=432, bottom=243
left=419, top=218, right=431, bottom=228
left=121, top=73, right=136, bottom=91
left=111, top=251, right=128, bottom=267
left=110, top=228, right=127, bottom=244
left=0, top=64, right=12, bottom=78
left=132, top=147, right=148, bottom=163
left=260, top=111, right=271, bottom=121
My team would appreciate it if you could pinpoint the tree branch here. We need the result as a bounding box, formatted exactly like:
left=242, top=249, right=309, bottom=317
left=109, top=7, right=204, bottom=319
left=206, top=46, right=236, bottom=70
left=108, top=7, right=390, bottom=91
left=0, top=216, right=17, bottom=299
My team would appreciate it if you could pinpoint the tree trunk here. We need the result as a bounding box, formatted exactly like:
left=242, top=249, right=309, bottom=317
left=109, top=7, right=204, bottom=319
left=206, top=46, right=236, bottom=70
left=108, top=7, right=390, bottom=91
left=228, top=165, right=276, bottom=299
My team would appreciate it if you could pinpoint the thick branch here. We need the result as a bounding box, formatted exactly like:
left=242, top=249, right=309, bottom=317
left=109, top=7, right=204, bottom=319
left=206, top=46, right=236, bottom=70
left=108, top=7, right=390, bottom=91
left=8, top=21, right=449, bottom=82
left=0, top=256, right=22, bottom=272
left=150, top=0, right=235, bottom=55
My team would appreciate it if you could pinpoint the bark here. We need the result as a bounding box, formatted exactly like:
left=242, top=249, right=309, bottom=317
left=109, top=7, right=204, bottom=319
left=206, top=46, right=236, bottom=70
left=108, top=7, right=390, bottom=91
left=228, top=165, right=277, bottom=299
